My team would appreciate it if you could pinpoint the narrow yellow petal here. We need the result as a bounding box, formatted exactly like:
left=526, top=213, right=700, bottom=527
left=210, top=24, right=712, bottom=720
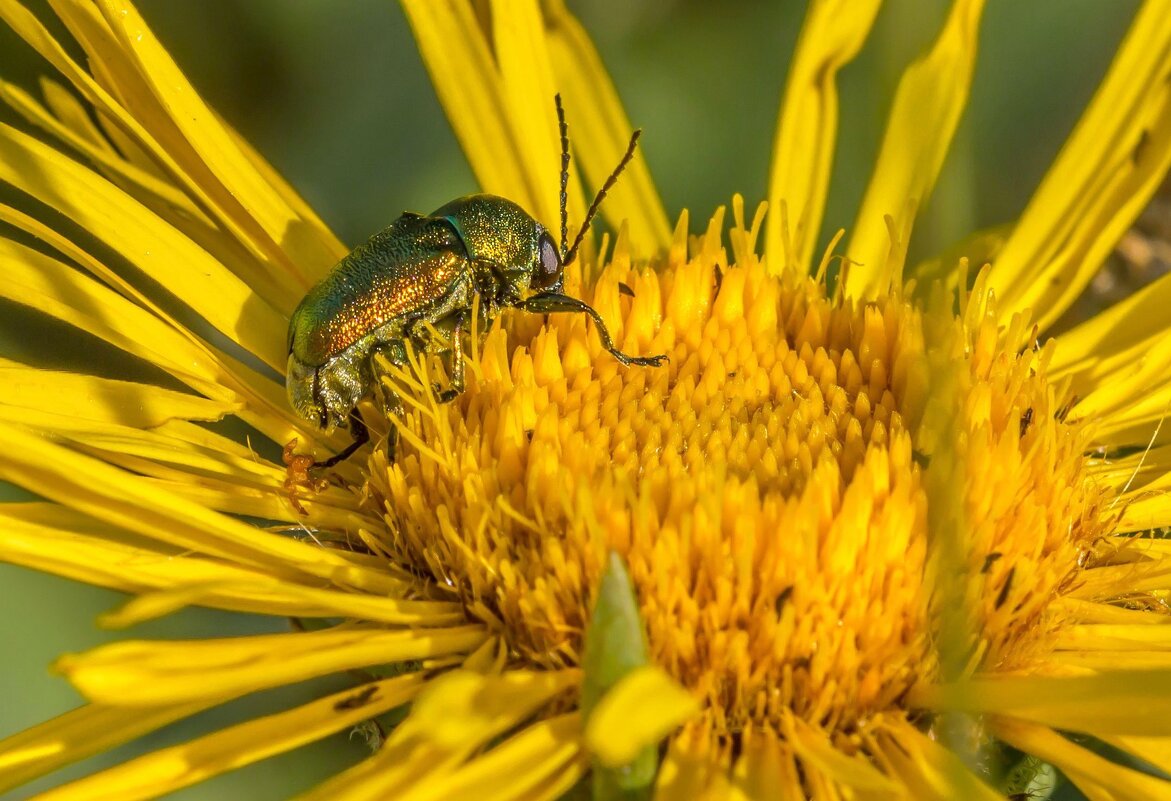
left=1053, top=272, right=1171, bottom=384
left=398, top=714, right=584, bottom=801
left=543, top=0, right=670, bottom=252
left=0, top=79, right=300, bottom=310
left=0, top=701, right=210, bottom=795
left=585, top=665, right=698, bottom=768
left=218, top=111, right=347, bottom=263
left=93, top=0, right=340, bottom=278
left=764, top=0, right=881, bottom=272
left=0, top=422, right=396, bottom=593
left=784, top=716, right=900, bottom=794
left=58, top=625, right=486, bottom=706
left=101, top=579, right=463, bottom=629
left=0, top=0, right=305, bottom=285
left=406, top=669, right=577, bottom=751
left=33, top=674, right=427, bottom=801
left=125, top=477, right=370, bottom=534
left=0, top=508, right=445, bottom=626
left=0, top=122, right=287, bottom=368
left=1100, top=734, right=1171, bottom=783
left=876, top=718, right=1002, bottom=800
left=0, top=209, right=329, bottom=450
left=912, top=669, right=1171, bottom=735
left=845, top=0, right=986, bottom=298
left=39, top=75, right=116, bottom=151
left=0, top=236, right=229, bottom=391
left=994, top=718, right=1171, bottom=800
left=1055, top=624, right=1171, bottom=652
left=988, top=0, right=1171, bottom=330
left=292, top=670, right=579, bottom=800
left=729, top=731, right=805, bottom=801
left=401, top=1, right=534, bottom=211
left=489, top=0, right=570, bottom=235
left=1118, top=495, right=1171, bottom=533
left=0, top=78, right=207, bottom=226
left=0, top=363, right=235, bottom=428
left=655, top=727, right=733, bottom=801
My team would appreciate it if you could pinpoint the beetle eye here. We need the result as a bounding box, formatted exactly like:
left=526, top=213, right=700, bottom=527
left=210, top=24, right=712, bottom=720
left=533, top=233, right=562, bottom=290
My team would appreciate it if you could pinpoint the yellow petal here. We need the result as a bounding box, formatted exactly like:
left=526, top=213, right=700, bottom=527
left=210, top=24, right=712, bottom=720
left=764, top=0, right=881, bottom=272
left=488, top=0, right=570, bottom=235
left=1053, top=272, right=1171, bottom=387
left=845, top=0, right=986, bottom=299
left=58, top=625, right=486, bottom=706
left=585, top=665, right=698, bottom=768
left=397, top=714, right=584, bottom=801
left=728, top=731, right=805, bottom=801
left=0, top=122, right=287, bottom=369
left=0, top=209, right=329, bottom=449
left=654, top=727, right=734, bottom=801
left=988, top=0, right=1171, bottom=330
left=1117, top=494, right=1171, bottom=534
left=101, top=579, right=462, bottom=629
left=32, top=674, right=427, bottom=801
left=994, top=718, right=1171, bottom=800
left=784, top=715, right=900, bottom=794
left=218, top=110, right=347, bottom=262
left=0, top=362, right=235, bottom=427
left=406, top=669, right=577, bottom=751
left=401, top=0, right=537, bottom=214
left=0, top=236, right=226, bottom=389
left=0, top=78, right=206, bottom=230
left=543, top=0, right=670, bottom=252
left=94, top=0, right=340, bottom=278
left=0, top=0, right=314, bottom=288
left=0, top=78, right=301, bottom=313
left=912, top=669, right=1171, bottom=735
left=1100, top=734, right=1171, bottom=782
left=0, top=422, right=396, bottom=592
left=292, top=670, right=579, bottom=800
left=39, top=75, right=116, bottom=151
left=0, top=701, right=210, bottom=796
left=875, top=717, right=1002, bottom=800
left=0, top=506, right=449, bottom=626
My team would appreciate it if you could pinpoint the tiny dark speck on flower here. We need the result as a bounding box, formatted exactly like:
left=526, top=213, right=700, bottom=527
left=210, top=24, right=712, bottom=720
left=334, top=685, right=379, bottom=711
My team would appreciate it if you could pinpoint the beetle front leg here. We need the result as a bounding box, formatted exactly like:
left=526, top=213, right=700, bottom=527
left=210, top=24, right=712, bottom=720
left=518, top=292, right=668, bottom=367
left=314, top=407, right=369, bottom=469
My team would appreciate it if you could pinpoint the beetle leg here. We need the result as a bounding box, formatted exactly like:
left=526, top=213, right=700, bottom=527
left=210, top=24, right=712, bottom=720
left=436, top=310, right=468, bottom=403
left=314, top=407, right=369, bottom=469
left=518, top=292, right=668, bottom=367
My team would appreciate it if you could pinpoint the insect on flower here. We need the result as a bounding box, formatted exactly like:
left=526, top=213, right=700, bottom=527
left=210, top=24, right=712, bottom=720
left=285, top=95, right=667, bottom=471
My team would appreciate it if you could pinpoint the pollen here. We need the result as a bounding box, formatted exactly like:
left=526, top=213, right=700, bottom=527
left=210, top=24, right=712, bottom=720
left=364, top=206, right=1109, bottom=744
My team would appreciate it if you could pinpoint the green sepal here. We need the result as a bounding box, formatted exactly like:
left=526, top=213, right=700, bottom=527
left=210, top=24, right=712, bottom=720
left=581, top=551, right=656, bottom=801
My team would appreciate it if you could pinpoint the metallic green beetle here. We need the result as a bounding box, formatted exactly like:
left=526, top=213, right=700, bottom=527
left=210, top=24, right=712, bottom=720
left=287, top=96, right=667, bottom=468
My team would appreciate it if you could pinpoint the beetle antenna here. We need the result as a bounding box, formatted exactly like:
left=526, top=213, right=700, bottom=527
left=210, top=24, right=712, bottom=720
left=555, top=93, right=570, bottom=258
left=563, top=128, right=641, bottom=267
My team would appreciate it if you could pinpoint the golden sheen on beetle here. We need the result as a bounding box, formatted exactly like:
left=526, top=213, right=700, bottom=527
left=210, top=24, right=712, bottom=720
left=285, top=97, right=666, bottom=469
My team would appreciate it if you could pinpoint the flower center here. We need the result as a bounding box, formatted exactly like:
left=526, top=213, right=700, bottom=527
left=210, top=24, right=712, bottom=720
left=363, top=219, right=1108, bottom=740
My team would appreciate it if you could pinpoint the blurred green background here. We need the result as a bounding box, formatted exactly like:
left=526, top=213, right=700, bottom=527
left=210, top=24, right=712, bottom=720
left=0, top=1, right=1141, bottom=798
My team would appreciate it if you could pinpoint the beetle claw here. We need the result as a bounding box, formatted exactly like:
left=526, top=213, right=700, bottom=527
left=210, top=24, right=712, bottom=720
left=609, top=349, right=669, bottom=368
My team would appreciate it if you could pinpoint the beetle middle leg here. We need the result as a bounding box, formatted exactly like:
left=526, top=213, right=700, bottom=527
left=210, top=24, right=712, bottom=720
left=407, top=311, right=470, bottom=403
left=518, top=292, right=668, bottom=367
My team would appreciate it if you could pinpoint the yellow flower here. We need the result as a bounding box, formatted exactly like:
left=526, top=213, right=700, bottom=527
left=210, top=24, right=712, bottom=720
left=2, top=0, right=1171, bottom=799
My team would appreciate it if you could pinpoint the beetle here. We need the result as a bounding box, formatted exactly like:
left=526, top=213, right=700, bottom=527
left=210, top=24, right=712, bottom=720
left=286, top=95, right=667, bottom=469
